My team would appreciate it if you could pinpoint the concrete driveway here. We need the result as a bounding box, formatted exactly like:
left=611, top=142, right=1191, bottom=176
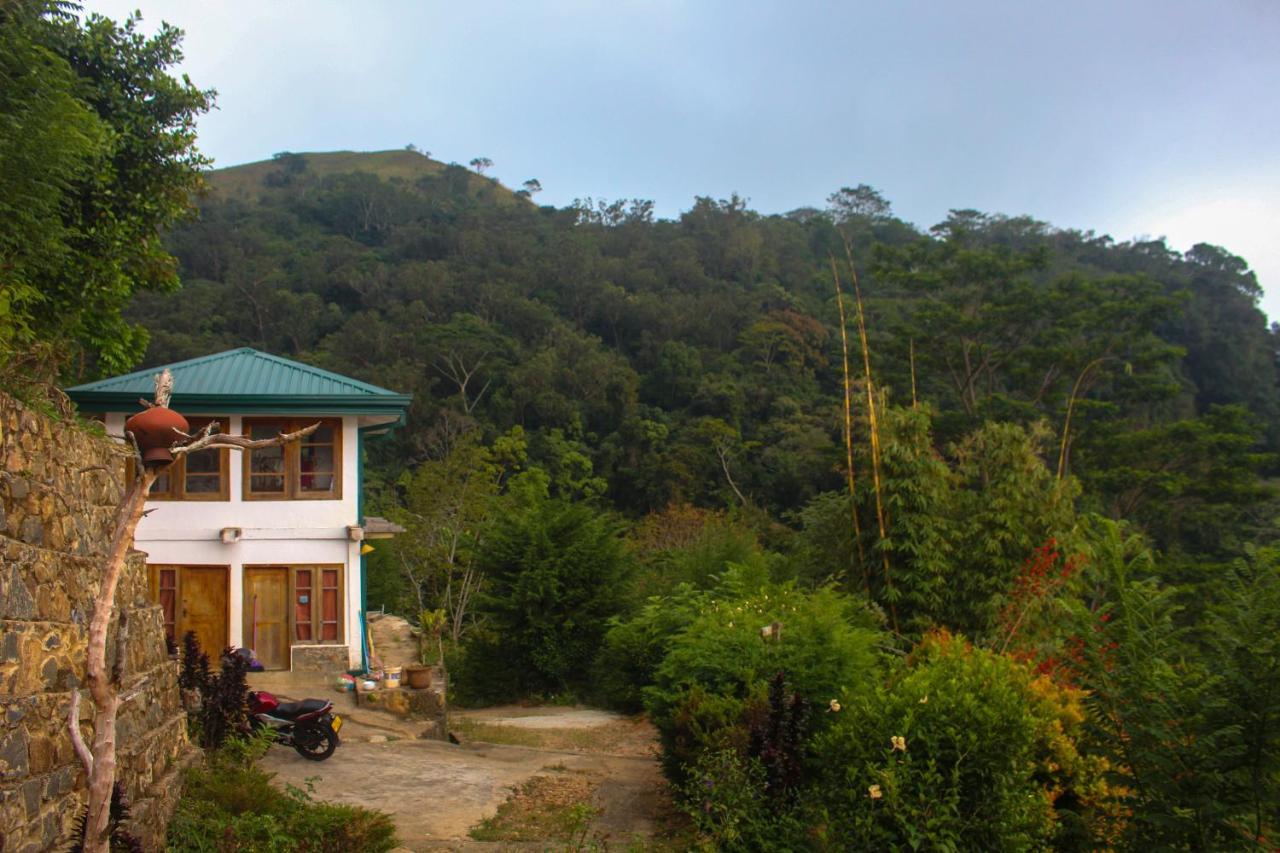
left=260, top=736, right=664, bottom=849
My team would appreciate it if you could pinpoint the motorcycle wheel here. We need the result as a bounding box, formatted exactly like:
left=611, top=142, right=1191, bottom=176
left=292, top=724, right=338, bottom=761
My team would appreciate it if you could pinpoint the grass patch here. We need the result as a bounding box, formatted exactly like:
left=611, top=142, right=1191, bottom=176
left=166, top=734, right=397, bottom=852
left=469, top=774, right=600, bottom=843
left=451, top=717, right=545, bottom=748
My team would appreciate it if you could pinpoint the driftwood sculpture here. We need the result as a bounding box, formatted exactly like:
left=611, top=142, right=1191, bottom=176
left=69, top=369, right=317, bottom=853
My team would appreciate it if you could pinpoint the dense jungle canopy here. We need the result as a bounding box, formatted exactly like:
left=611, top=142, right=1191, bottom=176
left=122, top=149, right=1279, bottom=562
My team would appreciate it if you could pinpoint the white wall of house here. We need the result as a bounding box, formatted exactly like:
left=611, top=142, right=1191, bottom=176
left=105, top=413, right=365, bottom=668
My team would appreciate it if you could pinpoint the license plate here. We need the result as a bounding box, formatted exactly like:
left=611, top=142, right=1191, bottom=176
left=331, top=715, right=342, bottom=734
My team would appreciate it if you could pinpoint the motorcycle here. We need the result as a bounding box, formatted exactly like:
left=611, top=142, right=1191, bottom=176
left=247, top=690, right=343, bottom=761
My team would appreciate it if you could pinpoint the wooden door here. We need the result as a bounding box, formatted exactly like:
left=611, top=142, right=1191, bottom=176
left=179, top=566, right=228, bottom=657
left=243, top=567, right=289, bottom=670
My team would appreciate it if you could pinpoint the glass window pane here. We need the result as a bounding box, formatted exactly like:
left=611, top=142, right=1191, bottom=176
left=185, top=475, right=219, bottom=494
left=185, top=449, right=218, bottom=474
left=300, top=445, right=334, bottom=492
left=250, top=446, right=284, bottom=474
left=309, top=426, right=334, bottom=444
left=250, top=475, right=284, bottom=493
left=301, top=473, right=333, bottom=492
left=299, top=445, right=333, bottom=472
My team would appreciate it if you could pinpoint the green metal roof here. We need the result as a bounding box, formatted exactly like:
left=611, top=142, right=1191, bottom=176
left=66, top=347, right=412, bottom=417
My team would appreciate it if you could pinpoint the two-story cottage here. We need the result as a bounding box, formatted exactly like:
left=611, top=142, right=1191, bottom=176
left=67, top=348, right=411, bottom=672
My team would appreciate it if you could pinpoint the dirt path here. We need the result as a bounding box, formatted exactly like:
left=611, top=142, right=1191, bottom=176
left=261, top=706, right=678, bottom=850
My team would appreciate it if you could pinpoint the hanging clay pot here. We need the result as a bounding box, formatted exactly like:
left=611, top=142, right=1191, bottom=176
left=125, top=406, right=189, bottom=467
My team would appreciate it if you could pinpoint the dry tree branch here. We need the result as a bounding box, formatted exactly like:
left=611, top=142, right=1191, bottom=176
left=171, top=422, right=320, bottom=457
left=172, top=421, right=217, bottom=444
left=68, top=691, right=93, bottom=777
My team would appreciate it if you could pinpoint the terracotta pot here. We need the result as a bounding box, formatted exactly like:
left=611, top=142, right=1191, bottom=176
left=124, top=406, right=189, bottom=467
left=404, top=665, right=432, bottom=690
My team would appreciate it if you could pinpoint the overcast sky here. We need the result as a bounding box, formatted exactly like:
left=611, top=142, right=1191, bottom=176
left=86, top=0, right=1280, bottom=320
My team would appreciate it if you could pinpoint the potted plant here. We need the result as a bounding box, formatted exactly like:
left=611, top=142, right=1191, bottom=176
left=405, top=608, right=446, bottom=689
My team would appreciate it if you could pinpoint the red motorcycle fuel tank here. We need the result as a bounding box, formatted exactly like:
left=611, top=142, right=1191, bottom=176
left=248, top=690, right=279, bottom=715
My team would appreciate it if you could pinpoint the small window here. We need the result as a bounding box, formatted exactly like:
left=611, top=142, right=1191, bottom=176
left=243, top=418, right=342, bottom=500
left=133, top=417, right=229, bottom=501
left=294, top=568, right=314, bottom=642
left=320, top=569, right=341, bottom=641
left=156, top=568, right=177, bottom=643
left=291, top=565, right=343, bottom=644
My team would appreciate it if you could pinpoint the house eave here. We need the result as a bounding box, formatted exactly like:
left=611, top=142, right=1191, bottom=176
left=68, top=392, right=413, bottom=417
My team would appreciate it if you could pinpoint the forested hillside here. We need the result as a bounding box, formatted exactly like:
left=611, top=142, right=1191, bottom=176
left=134, top=150, right=1278, bottom=537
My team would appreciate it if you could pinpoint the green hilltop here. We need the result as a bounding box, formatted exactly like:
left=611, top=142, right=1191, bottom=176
left=205, top=148, right=526, bottom=206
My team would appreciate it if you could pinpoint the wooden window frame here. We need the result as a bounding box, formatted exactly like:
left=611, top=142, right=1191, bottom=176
left=284, top=564, right=345, bottom=646
left=149, top=565, right=179, bottom=644
left=242, top=417, right=343, bottom=501
left=131, top=417, right=230, bottom=501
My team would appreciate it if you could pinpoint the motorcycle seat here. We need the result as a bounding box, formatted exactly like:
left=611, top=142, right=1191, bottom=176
left=275, top=698, right=329, bottom=717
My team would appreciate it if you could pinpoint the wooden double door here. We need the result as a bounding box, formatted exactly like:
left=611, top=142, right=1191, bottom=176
left=150, top=565, right=229, bottom=659
left=243, top=565, right=344, bottom=670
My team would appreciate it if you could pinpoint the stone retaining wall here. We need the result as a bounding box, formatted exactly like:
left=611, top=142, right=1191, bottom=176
left=290, top=645, right=350, bottom=675
left=0, top=394, right=193, bottom=852
left=359, top=665, right=448, bottom=740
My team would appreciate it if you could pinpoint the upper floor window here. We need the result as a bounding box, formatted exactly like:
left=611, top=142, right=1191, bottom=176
left=145, top=417, right=229, bottom=501
left=243, top=418, right=343, bottom=500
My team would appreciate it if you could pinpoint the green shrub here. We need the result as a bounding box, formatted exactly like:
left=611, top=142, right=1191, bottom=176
left=1071, top=527, right=1280, bottom=848
left=455, top=471, right=633, bottom=703
left=672, top=672, right=826, bottom=850
left=592, top=583, right=709, bottom=712
left=810, top=630, right=1109, bottom=851
left=680, top=748, right=810, bottom=851
left=167, top=735, right=397, bottom=852
left=645, top=577, right=881, bottom=784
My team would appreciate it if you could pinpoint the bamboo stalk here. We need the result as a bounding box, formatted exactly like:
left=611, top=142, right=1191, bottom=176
left=909, top=338, right=918, bottom=409
left=1057, top=356, right=1113, bottom=480
left=829, top=256, right=868, bottom=581
left=841, top=239, right=899, bottom=633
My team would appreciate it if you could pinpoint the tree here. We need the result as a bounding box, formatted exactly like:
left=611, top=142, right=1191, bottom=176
left=872, top=238, right=1178, bottom=434
left=469, top=156, right=493, bottom=174
left=389, top=428, right=523, bottom=643
left=0, top=4, right=213, bottom=380
left=1079, top=405, right=1275, bottom=565
left=826, top=184, right=893, bottom=222
left=423, top=313, right=514, bottom=414
left=518, top=178, right=542, bottom=198
left=0, top=0, right=103, bottom=372
left=459, top=471, right=631, bottom=699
